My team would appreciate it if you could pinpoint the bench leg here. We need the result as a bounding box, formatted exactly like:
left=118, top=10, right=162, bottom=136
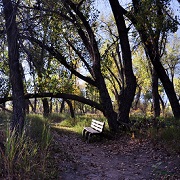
left=87, top=133, right=92, bottom=143
left=82, top=129, right=86, bottom=138
left=82, top=129, right=90, bottom=141
left=85, top=131, right=90, bottom=140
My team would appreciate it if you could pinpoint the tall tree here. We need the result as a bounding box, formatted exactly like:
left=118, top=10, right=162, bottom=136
left=108, top=0, right=137, bottom=124
left=120, top=0, right=180, bottom=118
left=132, top=0, right=180, bottom=118
left=20, top=0, right=119, bottom=131
left=2, top=0, right=25, bottom=134
left=63, top=0, right=119, bottom=130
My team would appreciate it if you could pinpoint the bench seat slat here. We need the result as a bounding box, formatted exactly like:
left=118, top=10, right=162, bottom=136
left=84, top=127, right=101, bottom=134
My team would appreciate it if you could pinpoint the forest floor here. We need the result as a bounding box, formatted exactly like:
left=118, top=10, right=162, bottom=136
left=51, top=128, right=180, bottom=180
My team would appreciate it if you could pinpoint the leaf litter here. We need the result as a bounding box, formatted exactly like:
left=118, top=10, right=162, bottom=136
left=52, top=130, right=180, bottom=180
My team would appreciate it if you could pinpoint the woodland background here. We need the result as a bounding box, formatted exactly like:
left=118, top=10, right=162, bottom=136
left=0, top=0, right=180, bottom=179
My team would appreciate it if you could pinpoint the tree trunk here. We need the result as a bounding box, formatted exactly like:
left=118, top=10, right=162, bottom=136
left=152, top=68, right=160, bottom=117
left=95, top=75, right=118, bottom=131
left=3, top=0, right=25, bottom=134
left=109, top=0, right=137, bottom=124
left=25, top=100, right=30, bottom=114
left=55, top=100, right=59, bottom=113
left=33, top=98, right=37, bottom=113
left=2, top=102, right=6, bottom=112
left=60, top=99, right=65, bottom=113
left=159, top=94, right=166, bottom=117
left=65, top=99, right=75, bottom=118
left=42, top=98, right=49, bottom=117
left=49, top=98, right=53, bottom=114
left=148, top=49, right=180, bottom=118
left=134, top=86, right=141, bottom=110
left=130, top=0, right=180, bottom=118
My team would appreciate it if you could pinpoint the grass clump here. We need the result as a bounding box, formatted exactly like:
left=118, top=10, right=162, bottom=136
left=0, top=113, right=57, bottom=179
left=26, top=114, right=52, bottom=147
left=2, top=127, right=39, bottom=179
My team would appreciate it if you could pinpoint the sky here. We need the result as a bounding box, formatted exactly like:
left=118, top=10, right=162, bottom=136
left=94, top=0, right=180, bottom=36
left=95, top=0, right=180, bottom=13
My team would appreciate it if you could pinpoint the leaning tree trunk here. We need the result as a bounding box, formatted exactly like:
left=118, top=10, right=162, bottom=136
left=130, top=0, right=180, bottom=119
left=66, top=0, right=119, bottom=131
left=109, top=0, right=137, bottom=124
left=147, top=48, right=180, bottom=119
left=3, top=0, right=25, bottom=134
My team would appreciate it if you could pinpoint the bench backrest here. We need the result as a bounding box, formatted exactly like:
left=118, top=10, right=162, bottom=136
left=91, top=119, right=105, bottom=133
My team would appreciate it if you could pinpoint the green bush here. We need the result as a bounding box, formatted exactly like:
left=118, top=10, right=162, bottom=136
left=57, top=116, right=91, bottom=134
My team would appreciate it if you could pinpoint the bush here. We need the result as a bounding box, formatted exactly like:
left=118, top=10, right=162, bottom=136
left=57, top=116, right=91, bottom=134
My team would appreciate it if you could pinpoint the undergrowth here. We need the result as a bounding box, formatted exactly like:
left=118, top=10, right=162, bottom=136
left=56, top=114, right=180, bottom=152
left=130, top=116, right=180, bottom=154
left=149, top=118, right=180, bottom=154
left=0, top=112, right=179, bottom=179
left=0, top=113, right=57, bottom=179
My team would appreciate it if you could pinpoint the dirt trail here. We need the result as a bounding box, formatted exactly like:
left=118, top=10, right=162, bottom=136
left=52, top=130, right=180, bottom=180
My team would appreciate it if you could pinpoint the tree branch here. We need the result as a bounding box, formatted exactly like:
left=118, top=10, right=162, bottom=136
left=21, top=35, right=97, bottom=87
left=0, top=93, right=104, bottom=112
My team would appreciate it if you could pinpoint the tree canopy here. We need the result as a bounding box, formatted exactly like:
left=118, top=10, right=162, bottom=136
left=0, top=0, right=180, bottom=132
